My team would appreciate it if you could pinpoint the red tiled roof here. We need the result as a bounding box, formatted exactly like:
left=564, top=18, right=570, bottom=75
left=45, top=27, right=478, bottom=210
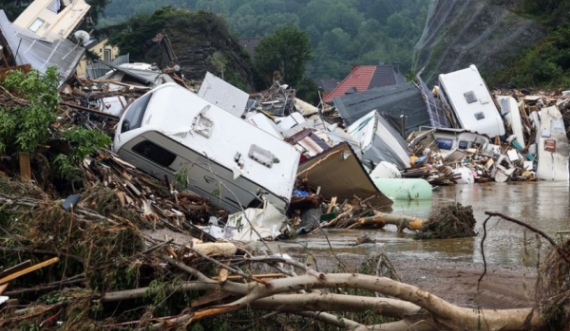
left=323, top=66, right=376, bottom=103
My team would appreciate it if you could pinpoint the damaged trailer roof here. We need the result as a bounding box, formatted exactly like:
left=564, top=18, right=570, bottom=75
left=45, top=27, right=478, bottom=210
left=333, top=82, right=431, bottom=137
left=348, top=110, right=411, bottom=170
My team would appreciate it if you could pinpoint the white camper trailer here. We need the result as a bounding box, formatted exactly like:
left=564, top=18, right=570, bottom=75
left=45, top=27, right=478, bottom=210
left=536, top=106, right=569, bottom=181
left=439, top=65, right=505, bottom=138
left=113, top=83, right=301, bottom=213
left=348, top=110, right=411, bottom=170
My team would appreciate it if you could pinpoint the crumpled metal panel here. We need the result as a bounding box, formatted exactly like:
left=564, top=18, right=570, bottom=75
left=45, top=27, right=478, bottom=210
left=6, top=23, right=85, bottom=87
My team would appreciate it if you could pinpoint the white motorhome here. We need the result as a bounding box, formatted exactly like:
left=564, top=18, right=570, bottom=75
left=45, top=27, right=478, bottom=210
left=348, top=110, right=411, bottom=170
left=439, top=65, right=505, bottom=138
left=113, top=83, right=301, bottom=213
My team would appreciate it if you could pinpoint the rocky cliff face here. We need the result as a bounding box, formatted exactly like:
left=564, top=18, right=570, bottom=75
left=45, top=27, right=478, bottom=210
left=142, top=11, right=256, bottom=91
left=413, top=0, right=546, bottom=85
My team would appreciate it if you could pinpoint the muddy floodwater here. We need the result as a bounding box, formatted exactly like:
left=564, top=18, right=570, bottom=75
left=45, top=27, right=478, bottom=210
left=268, top=182, right=570, bottom=267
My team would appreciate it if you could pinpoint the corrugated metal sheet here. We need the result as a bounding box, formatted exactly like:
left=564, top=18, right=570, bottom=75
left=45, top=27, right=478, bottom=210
left=333, top=82, right=431, bottom=137
left=13, top=26, right=85, bottom=86
left=0, top=13, right=85, bottom=87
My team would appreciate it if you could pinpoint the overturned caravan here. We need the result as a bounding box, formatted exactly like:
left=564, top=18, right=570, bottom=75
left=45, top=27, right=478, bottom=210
left=113, top=83, right=300, bottom=213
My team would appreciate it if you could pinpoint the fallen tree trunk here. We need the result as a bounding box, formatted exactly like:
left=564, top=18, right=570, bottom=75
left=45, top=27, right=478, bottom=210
left=137, top=264, right=543, bottom=331
left=359, top=212, right=425, bottom=231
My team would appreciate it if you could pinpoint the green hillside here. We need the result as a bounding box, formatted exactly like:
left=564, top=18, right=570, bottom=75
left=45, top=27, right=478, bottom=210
left=100, top=0, right=429, bottom=80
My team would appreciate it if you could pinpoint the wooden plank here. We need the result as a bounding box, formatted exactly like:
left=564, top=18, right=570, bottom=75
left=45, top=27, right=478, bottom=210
left=0, top=258, right=59, bottom=285
left=327, top=197, right=337, bottom=214
left=19, top=153, right=31, bottom=181
left=0, top=260, right=32, bottom=279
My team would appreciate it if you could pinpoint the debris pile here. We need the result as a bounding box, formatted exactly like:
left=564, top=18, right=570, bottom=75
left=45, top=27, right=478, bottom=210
left=1, top=0, right=570, bottom=329
left=414, top=203, right=477, bottom=240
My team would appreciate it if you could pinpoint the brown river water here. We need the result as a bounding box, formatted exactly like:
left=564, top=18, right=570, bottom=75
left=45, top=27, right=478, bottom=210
left=267, top=182, right=570, bottom=267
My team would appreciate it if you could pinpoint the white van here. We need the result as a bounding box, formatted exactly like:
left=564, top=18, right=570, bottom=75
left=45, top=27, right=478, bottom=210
left=113, top=83, right=300, bottom=213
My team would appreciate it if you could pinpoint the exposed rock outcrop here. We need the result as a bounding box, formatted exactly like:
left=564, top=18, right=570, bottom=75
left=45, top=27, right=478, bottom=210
left=142, top=11, right=256, bottom=91
left=413, top=0, right=546, bottom=85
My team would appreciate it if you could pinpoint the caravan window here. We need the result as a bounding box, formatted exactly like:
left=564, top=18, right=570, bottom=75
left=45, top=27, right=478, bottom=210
left=121, top=93, right=152, bottom=133
left=29, top=18, right=45, bottom=32
left=458, top=141, right=469, bottom=150
left=464, top=91, right=477, bottom=104
left=132, top=140, right=176, bottom=168
left=436, top=138, right=454, bottom=150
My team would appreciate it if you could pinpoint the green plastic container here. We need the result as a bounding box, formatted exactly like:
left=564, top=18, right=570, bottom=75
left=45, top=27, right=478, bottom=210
left=373, top=178, right=432, bottom=201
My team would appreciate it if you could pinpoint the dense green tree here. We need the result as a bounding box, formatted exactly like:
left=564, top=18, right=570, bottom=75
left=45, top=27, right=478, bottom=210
left=494, top=0, right=570, bottom=87
left=254, top=25, right=313, bottom=88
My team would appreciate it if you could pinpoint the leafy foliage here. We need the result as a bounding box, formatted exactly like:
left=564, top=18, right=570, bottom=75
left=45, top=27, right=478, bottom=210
left=53, top=129, right=112, bottom=183
left=105, top=6, right=178, bottom=60
left=208, top=51, right=228, bottom=80
left=0, top=68, right=111, bottom=188
left=0, top=68, right=59, bottom=153
left=494, top=0, right=570, bottom=87
left=255, top=26, right=313, bottom=88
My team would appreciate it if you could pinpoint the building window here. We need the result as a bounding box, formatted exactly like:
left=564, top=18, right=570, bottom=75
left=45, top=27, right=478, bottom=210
left=29, top=18, right=45, bottom=32
left=103, top=49, right=112, bottom=62
left=132, top=140, right=177, bottom=168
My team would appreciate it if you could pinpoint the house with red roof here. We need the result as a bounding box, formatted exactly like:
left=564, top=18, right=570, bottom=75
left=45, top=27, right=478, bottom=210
left=323, top=63, right=406, bottom=103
